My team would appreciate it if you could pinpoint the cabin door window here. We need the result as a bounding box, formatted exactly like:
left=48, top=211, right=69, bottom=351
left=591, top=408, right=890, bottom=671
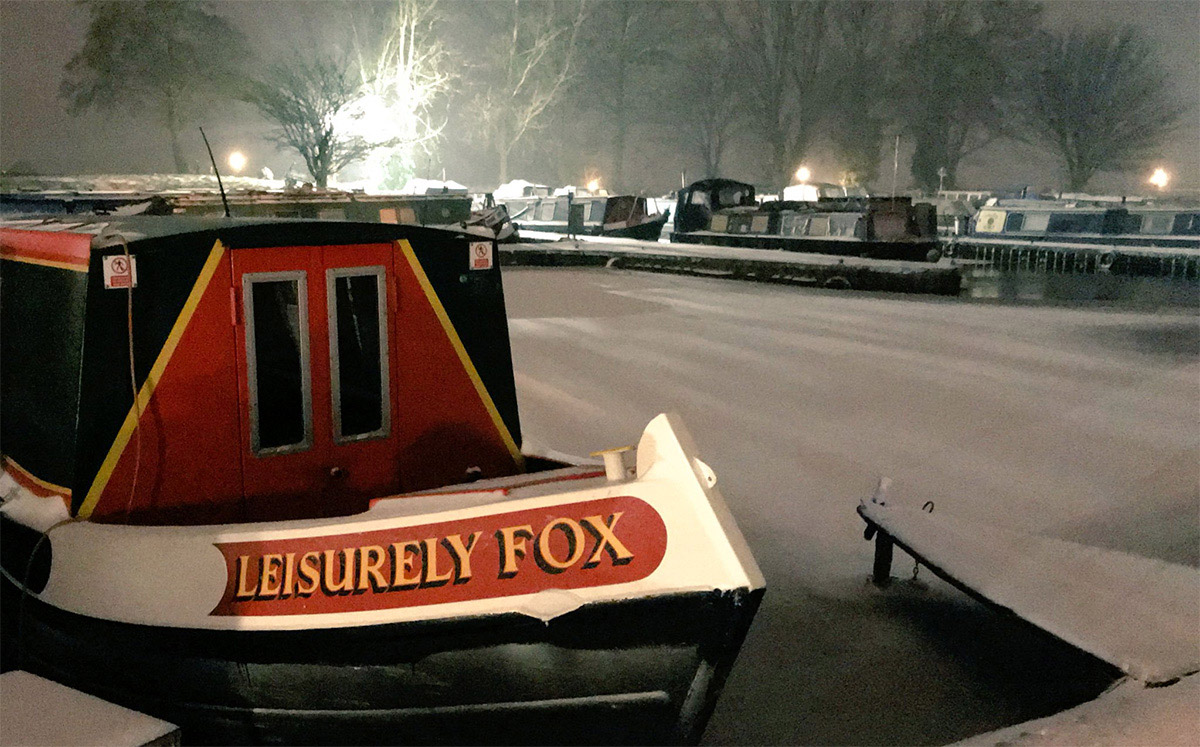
left=328, top=267, right=389, bottom=442
left=243, top=272, right=313, bottom=454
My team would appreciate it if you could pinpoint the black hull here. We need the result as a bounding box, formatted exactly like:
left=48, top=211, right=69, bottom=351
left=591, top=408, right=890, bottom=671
left=2, top=578, right=761, bottom=745
left=671, top=231, right=941, bottom=262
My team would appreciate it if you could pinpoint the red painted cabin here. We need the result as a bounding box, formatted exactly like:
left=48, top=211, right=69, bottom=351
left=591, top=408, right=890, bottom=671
left=1, top=217, right=522, bottom=525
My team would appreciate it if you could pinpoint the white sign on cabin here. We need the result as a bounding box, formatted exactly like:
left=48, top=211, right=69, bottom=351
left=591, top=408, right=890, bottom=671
left=469, top=241, right=493, bottom=271
left=102, top=255, right=138, bottom=289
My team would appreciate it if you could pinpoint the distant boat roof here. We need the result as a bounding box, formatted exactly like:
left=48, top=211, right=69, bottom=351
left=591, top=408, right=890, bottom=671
left=494, top=179, right=551, bottom=199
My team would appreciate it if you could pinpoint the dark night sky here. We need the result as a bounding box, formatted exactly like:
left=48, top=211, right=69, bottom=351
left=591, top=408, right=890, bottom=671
left=1, top=0, right=1196, bottom=194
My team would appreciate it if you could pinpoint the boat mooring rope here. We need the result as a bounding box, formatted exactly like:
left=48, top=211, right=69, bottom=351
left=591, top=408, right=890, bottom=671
left=118, top=234, right=143, bottom=521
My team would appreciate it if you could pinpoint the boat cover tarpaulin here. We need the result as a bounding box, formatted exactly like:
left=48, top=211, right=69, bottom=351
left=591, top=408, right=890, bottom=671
left=858, top=497, right=1200, bottom=684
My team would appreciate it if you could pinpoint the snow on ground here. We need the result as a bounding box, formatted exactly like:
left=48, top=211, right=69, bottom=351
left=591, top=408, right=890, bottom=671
left=502, top=267, right=1199, bottom=745
left=956, top=675, right=1199, bottom=746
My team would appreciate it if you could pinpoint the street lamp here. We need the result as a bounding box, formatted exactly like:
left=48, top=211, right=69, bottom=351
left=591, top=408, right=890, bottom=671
left=1148, top=168, right=1170, bottom=190
left=227, top=151, right=247, bottom=174
left=795, top=166, right=811, bottom=183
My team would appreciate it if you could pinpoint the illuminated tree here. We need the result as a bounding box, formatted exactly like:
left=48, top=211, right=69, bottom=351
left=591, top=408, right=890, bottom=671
left=60, top=0, right=249, bottom=173
left=243, top=55, right=376, bottom=188
left=1016, top=26, right=1186, bottom=192
left=347, top=0, right=454, bottom=189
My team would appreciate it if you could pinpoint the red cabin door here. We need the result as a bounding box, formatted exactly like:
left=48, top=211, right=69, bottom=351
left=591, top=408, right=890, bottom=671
left=232, top=244, right=401, bottom=520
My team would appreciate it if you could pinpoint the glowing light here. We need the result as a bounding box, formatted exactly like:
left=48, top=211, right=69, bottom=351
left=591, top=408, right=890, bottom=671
left=227, top=151, right=247, bottom=173
left=586, top=179, right=601, bottom=192
left=795, top=166, right=811, bottom=183
left=1148, top=168, right=1170, bottom=190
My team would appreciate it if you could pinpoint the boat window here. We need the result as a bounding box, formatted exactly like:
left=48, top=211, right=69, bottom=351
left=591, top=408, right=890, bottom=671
left=552, top=197, right=570, bottom=222
left=807, top=217, right=830, bottom=236
left=244, top=272, right=312, bottom=455
left=1022, top=212, right=1050, bottom=232
left=588, top=200, right=606, bottom=222
left=1047, top=212, right=1103, bottom=233
left=1004, top=213, right=1025, bottom=231
left=689, top=191, right=711, bottom=206
left=536, top=200, right=555, bottom=221
left=1138, top=213, right=1170, bottom=234
left=717, top=187, right=748, bottom=207
left=830, top=215, right=856, bottom=236
left=1172, top=213, right=1200, bottom=235
left=328, top=267, right=389, bottom=442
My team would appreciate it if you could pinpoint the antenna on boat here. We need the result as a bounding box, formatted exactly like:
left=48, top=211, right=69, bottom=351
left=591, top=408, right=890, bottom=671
left=199, top=127, right=231, bottom=218
left=891, top=135, right=900, bottom=199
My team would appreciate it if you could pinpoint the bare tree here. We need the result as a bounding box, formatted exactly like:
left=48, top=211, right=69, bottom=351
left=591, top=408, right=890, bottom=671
left=716, top=0, right=830, bottom=193
left=667, top=19, right=743, bottom=180
left=572, top=1, right=673, bottom=191
left=61, top=0, right=249, bottom=173
left=897, top=0, right=1041, bottom=193
left=348, top=0, right=454, bottom=189
left=1017, top=26, right=1186, bottom=192
left=825, top=1, right=897, bottom=188
left=469, top=0, right=589, bottom=185
left=243, top=56, right=377, bottom=188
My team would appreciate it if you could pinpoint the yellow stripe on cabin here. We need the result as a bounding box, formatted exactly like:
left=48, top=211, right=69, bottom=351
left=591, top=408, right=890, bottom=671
left=396, top=240, right=525, bottom=470
left=0, top=250, right=89, bottom=273
left=77, top=241, right=227, bottom=519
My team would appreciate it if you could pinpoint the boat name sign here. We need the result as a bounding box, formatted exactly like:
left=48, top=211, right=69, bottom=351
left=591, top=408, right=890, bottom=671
left=211, top=495, right=667, bottom=616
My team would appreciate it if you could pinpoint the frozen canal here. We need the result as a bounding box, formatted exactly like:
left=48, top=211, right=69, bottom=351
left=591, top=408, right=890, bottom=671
left=502, top=268, right=1199, bottom=745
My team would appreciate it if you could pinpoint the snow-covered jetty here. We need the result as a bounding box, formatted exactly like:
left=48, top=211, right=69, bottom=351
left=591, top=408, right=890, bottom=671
left=501, top=234, right=962, bottom=296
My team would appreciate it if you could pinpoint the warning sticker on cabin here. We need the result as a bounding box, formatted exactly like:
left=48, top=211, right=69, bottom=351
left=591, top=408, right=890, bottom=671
left=470, top=241, right=493, bottom=270
left=210, top=495, right=667, bottom=617
left=103, top=255, right=138, bottom=289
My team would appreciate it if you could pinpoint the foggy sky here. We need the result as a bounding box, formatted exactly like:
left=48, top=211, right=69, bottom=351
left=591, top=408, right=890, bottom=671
left=1, top=0, right=1196, bottom=194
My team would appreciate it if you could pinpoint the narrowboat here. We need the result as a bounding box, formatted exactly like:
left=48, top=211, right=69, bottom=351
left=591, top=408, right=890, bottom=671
left=969, top=199, right=1200, bottom=249
left=671, top=178, right=942, bottom=262
left=0, top=216, right=764, bottom=744
left=499, top=192, right=670, bottom=241
left=1, top=187, right=473, bottom=227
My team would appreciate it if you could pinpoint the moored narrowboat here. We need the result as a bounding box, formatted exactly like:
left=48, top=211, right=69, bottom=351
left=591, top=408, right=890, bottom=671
left=969, top=199, right=1200, bottom=249
left=671, top=178, right=942, bottom=262
left=0, top=216, right=763, bottom=744
left=499, top=192, right=670, bottom=241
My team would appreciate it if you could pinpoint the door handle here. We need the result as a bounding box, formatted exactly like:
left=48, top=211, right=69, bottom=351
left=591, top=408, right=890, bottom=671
left=330, top=467, right=346, bottom=479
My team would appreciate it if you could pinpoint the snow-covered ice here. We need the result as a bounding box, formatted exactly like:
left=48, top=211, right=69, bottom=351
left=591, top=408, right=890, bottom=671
left=502, top=267, right=1199, bottom=744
